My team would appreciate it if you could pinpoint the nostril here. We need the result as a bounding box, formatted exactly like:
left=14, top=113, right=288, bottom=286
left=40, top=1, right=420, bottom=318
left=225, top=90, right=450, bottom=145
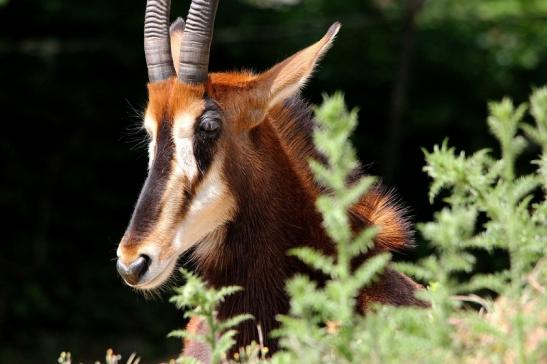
left=138, top=254, right=151, bottom=275
left=140, top=254, right=150, bottom=263
left=116, top=255, right=151, bottom=285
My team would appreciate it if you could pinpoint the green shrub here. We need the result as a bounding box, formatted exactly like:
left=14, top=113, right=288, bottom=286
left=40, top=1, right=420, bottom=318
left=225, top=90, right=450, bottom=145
left=168, top=269, right=254, bottom=364
left=268, top=93, right=387, bottom=364
left=59, top=88, right=546, bottom=363
left=273, top=88, right=546, bottom=364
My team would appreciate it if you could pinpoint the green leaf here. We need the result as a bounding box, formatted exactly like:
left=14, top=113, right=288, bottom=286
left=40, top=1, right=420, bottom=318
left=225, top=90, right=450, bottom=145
left=167, top=329, right=203, bottom=342
left=392, top=262, right=433, bottom=282
left=215, top=286, right=243, bottom=301
left=340, top=177, right=376, bottom=207
left=175, top=356, right=203, bottom=364
left=289, top=247, right=336, bottom=276
left=458, top=272, right=510, bottom=294
left=218, top=314, right=254, bottom=331
left=348, top=225, right=378, bottom=256
left=216, top=329, right=238, bottom=357
left=352, top=253, right=390, bottom=290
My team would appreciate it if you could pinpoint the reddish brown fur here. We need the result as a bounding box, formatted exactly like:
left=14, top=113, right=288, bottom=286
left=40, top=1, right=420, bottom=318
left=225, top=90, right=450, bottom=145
left=167, top=73, right=426, bottom=356
left=147, top=80, right=205, bottom=124
left=118, top=80, right=207, bottom=265
left=183, top=317, right=211, bottom=363
left=135, top=27, right=426, bottom=359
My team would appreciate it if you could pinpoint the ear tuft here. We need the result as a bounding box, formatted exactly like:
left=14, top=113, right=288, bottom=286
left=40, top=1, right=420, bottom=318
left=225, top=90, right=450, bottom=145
left=326, top=21, right=342, bottom=41
left=227, top=22, right=342, bottom=131
left=259, top=22, right=342, bottom=110
left=170, top=17, right=186, bottom=76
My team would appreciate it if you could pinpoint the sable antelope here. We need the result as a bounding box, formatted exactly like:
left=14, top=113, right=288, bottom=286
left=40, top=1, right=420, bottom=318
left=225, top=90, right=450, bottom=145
left=116, top=0, right=425, bottom=360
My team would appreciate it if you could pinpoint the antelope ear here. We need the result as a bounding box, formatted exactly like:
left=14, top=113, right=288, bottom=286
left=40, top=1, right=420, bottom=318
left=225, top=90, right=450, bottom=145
left=170, top=17, right=185, bottom=76
left=257, top=22, right=341, bottom=110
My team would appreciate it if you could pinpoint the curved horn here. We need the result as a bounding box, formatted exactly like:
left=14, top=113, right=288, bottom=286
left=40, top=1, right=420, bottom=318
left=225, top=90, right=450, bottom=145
left=178, top=0, right=219, bottom=84
left=144, top=0, right=176, bottom=82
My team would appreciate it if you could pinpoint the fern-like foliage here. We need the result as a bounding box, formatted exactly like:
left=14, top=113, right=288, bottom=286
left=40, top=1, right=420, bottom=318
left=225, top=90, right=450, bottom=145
left=168, top=268, right=253, bottom=364
left=273, top=89, right=546, bottom=364
left=394, top=87, right=547, bottom=363
left=270, top=93, right=390, bottom=364
left=58, top=88, right=546, bottom=364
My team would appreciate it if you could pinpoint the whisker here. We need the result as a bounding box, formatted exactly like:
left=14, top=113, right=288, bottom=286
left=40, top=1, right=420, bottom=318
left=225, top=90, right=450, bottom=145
left=125, top=98, right=145, bottom=120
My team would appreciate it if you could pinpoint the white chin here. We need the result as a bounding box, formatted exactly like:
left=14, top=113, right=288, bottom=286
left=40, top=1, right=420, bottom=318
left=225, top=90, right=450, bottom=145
left=131, top=255, right=179, bottom=290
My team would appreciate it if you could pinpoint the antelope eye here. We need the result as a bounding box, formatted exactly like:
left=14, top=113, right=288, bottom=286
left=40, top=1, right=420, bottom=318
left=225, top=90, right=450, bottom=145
left=198, top=112, right=221, bottom=134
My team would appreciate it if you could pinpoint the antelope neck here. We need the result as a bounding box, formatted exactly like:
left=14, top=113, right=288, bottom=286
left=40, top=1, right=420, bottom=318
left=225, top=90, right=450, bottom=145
left=194, top=119, right=331, bottom=352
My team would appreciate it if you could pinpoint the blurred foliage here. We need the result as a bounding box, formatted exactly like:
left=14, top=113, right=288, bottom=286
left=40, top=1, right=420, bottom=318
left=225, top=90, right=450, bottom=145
left=1, top=0, right=547, bottom=362
left=58, top=349, right=141, bottom=364
left=64, top=89, right=546, bottom=363
left=419, top=0, right=547, bottom=72
left=168, top=269, right=254, bottom=364
left=270, top=93, right=388, bottom=364
left=271, top=89, right=546, bottom=364
left=244, top=0, right=302, bottom=9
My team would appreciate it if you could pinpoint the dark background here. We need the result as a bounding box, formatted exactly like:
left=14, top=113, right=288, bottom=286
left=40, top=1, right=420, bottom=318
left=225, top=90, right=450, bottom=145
left=2, top=0, right=546, bottom=362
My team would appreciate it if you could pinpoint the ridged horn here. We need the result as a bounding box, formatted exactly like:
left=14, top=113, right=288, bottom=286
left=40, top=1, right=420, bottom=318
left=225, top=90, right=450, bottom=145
left=178, top=0, right=219, bottom=84
left=144, top=0, right=176, bottom=82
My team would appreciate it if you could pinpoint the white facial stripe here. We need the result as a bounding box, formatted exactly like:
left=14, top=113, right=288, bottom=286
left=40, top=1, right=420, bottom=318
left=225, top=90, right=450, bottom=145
left=175, top=138, right=198, bottom=180
left=147, top=140, right=156, bottom=170
left=143, top=113, right=157, bottom=169
left=175, top=113, right=195, bottom=138
left=174, top=157, right=236, bottom=254
left=174, top=113, right=199, bottom=181
left=125, top=111, right=234, bottom=291
left=130, top=156, right=234, bottom=291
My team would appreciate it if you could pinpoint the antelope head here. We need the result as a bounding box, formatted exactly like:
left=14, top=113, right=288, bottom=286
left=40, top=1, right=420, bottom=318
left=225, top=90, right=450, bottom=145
left=116, top=0, right=340, bottom=290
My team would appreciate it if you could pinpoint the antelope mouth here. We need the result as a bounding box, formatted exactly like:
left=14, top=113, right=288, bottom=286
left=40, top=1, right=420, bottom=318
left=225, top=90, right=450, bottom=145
left=130, top=254, right=179, bottom=290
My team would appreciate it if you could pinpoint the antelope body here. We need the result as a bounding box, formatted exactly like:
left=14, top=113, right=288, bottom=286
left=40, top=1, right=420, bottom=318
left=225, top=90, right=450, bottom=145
left=116, top=0, right=425, bottom=360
